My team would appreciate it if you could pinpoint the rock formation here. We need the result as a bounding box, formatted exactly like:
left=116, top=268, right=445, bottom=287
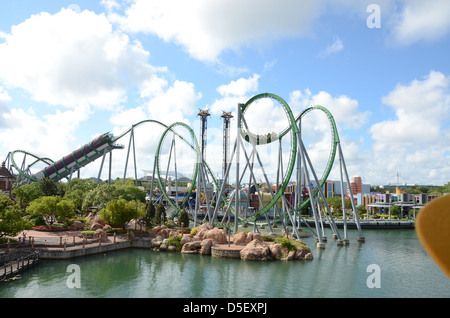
left=146, top=222, right=313, bottom=261
left=240, top=239, right=271, bottom=261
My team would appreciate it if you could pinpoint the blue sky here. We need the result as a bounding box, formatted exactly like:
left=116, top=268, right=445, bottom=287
left=1, top=0, right=450, bottom=186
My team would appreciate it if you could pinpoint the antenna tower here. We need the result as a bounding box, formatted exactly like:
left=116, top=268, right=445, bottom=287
left=221, top=111, right=233, bottom=179
left=197, top=109, right=210, bottom=160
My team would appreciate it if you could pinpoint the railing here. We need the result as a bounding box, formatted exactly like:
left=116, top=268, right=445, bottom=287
left=0, top=250, right=40, bottom=282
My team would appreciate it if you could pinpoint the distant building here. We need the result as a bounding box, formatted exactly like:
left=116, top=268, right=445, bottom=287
left=362, top=192, right=439, bottom=218
left=318, top=177, right=370, bottom=199
left=0, top=162, right=15, bottom=196
left=349, top=176, right=362, bottom=196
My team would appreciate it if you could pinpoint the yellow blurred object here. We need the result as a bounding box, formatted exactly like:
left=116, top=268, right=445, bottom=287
left=416, top=194, right=450, bottom=278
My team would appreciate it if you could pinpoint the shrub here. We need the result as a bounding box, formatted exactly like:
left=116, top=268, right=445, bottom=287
left=178, top=208, right=190, bottom=228
left=274, top=237, right=311, bottom=253
left=81, top=230, right=95, bottom=237
left=29, top=214, right=46, bottom=226
left=190, top=227, right=198, bottom=236
left=106, top=228, right=127, bottom=235
left=155, top=204, right=166, bottom=225
left=275, top=237, right=297, bottom=252
left=166, top=235, right=182, bottom=251
left=262, top=234, right=275, bottom=242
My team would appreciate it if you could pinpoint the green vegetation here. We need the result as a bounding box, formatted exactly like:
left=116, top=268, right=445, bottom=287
left=262, top=234, right=275, bottom=242
left=190, top=227, right=199, bottom=236
left=26, top=196, right=75, bottom=225
left=166, top=234, right=183, bottom=251
left=80, top=230, right=96, bottom=237
left=0, top=177, right=150, bottom=237
left=155, top=203, right=166, bottom=225
left=274, top=237, right=311, bottom=253
left=0, top=195, right=33, bottom=237
left=178, top=208, right=190, bottom=228
left=370, top=183, right=450, bottom=195
left=145, top=201, right=156, bottom=224
left=99, top=198, right=146, bottom=229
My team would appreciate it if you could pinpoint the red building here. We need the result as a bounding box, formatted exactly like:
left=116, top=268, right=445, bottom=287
left=348, top=176, right=362, bottom=196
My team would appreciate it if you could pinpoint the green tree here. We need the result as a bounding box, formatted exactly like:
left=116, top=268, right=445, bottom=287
left=55, top=199, right=76, bottom=224
left=326, top=196, right=352, bottom=217
left=12, top=182, right=43, bottom=209
left=0, top=195, right=33, bottom=238
left=26, top=196, right=61, bottom=224
left=326, top=196, right=342, bottom=211
left=82, top=183, right=118, bottom=210
left=64, top=178, right=98, bottom=212
left=39, top=177, right=59, bottom=197
left=145, top=201, right=156, bottom=223
left=118, top=184, right=146, bottom=202
left=178, top=208, right=190, bottom=228
left=99, top=199, right=145, bottom=229
left=416, top=186, right=429, bottom=194
left=356, top=204, right=367, bottom=217
left=389, top=204, right=401, bottom=217
left=155, top=203, right=166, bottom=224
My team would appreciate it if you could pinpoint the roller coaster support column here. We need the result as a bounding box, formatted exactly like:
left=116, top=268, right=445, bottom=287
left=239, top=106, right=279, bottom=235
left=211, top=140, right=237, bottom=226
left=297, top=135, right=325, bottom=248
left=338, top=143, right=365, bottom=242
left=109, top=151, right=112, bottom=185
left=123, top=126, right=138, bottom=186
left=97, top=148, right=108, bottom=184
left=298, top=134, right=342, bottom=243
left=150, top=159, right=156, bottom=202
left=338, top=145, right=349, bottom=245
left=295, top=121, right=303, bottom=234
left=234, top=104, right=243, bottom=234
left=172, top=134, right=179, bottom=209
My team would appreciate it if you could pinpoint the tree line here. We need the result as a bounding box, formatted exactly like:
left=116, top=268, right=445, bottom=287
left=0, top=177, right=189, bottom=240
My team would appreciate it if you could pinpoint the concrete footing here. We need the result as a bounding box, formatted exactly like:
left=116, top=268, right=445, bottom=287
left=337, top=239, right=350, bottom=246
left=316, top=242, right=326, bottom=249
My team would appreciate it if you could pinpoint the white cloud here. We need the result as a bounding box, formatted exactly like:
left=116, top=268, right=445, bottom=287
left=0, top=8, right=155, bottom=110
left=368, top=71, right=450, bottom=185
left=0, top=103, right=91, bottom=162
left=388, top=0, right=450, bottom=46
left=101, top=0, right=120, bottom=13
left=0, top=86, right=12, bottom=128
left=319, top=36, right=343, bottom=57
left=289, top=89, right=370, bottom=130
left=109, top=0, right=323, bottom=62
left=0, top=7, right=205, bottom=181
left=209, top=74, right=261, bottom=116
left=146, top=80, right=202, bottom=124
left=217, top=74, right=260, bottom=97
left=370, top=71, right=450, bottom=147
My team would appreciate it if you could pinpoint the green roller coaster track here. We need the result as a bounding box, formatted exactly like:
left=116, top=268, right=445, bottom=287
left=230, top=93, right=341, bottom=226
left=8, top=150, right=54, bottom=183
left=238, top=93, right=298, bottom=223
left=113, top=119, right=219, bottom=219
left=6, top=93, right=342, bottom=228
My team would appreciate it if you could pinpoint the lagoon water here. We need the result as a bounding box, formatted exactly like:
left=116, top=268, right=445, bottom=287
left=1, top=227, right=449, bottom=298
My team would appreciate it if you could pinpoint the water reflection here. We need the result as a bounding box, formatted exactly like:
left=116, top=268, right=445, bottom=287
left=1, top=229, right=449, bottom=298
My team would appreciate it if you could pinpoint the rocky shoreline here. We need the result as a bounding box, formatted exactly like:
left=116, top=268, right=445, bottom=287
left=3, top=222, right=314, bottom=262
left=147, top=222, right=314, bottom=261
